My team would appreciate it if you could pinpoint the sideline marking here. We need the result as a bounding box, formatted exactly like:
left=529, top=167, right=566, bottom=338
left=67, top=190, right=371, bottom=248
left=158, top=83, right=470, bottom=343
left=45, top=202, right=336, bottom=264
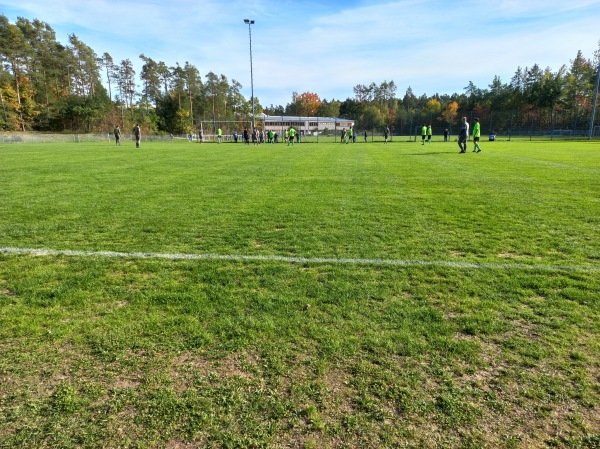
left=1, top=246, right=599, bottom=272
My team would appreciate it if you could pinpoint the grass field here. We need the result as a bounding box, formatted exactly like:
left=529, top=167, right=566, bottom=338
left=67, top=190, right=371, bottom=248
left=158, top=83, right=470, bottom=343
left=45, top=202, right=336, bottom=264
left=1, top=138, right=599, bottom=448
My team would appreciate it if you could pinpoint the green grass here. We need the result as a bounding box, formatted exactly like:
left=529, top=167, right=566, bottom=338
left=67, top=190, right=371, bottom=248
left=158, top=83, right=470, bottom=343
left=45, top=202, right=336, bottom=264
left=1, top=139, right=599, bottom=448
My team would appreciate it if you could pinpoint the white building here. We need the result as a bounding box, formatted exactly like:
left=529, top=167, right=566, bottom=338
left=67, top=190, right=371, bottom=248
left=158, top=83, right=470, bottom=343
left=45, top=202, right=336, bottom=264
left=262, top=115, right=354, bottom=135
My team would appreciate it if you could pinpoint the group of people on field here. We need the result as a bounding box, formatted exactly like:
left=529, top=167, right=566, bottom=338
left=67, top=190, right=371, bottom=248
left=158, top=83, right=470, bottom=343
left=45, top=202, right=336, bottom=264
left=419, top=118, right=482, bottom=153
left=113, top=124, right=141, bottom=148
left=340, top=126, right=369, bottom=144
left=457, top=117, right=482, bottom=153
left=113, top=120, right=484, bottom=153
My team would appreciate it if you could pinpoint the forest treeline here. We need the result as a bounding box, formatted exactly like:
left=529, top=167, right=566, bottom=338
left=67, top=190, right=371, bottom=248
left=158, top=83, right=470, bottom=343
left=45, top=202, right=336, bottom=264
left=1, top=15, right=599, bottom=135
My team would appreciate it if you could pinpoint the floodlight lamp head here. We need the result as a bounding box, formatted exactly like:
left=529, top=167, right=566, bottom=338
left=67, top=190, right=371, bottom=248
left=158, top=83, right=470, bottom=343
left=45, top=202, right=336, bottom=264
left=244, top=19, right=254, bottom=24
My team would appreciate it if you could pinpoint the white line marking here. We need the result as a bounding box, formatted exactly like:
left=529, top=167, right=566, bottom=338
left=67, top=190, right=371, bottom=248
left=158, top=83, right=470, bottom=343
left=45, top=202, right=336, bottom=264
left=1, top=246, right=599, bottom=272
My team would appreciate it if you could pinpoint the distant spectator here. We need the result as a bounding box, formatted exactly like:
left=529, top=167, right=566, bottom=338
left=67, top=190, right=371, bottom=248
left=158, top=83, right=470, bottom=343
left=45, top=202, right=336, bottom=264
left=133, top=124, right=141, bottom=148
left=113, top=125, right=121, bottom=145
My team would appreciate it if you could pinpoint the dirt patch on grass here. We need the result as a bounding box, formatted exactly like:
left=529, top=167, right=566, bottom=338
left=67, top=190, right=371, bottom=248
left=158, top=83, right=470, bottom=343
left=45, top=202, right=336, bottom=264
left=0, top=288, right=15, bottom=298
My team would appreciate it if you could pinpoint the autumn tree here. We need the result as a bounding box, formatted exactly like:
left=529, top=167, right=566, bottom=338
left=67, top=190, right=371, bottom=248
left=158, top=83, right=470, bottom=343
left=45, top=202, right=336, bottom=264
left=441, top=100, right=459, bottom=129
left=286, top=91, right=321, bottom=116
left=423, top=98, right=441, bottom=122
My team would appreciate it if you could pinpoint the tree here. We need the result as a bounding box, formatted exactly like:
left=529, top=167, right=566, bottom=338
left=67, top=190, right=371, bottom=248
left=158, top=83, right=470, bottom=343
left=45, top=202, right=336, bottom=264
left=68, top=34, right=101, bottom=97
left=157, top=61, right=171, bottom=96
left=139, top=54, right=162, bottom=105
left=423, top=98, right=441, bottom=122
left=402, top=87, right=417, bottom=111
left=353, top=83, right=373, bottom=102
left=464, top=81, right=483, bottom=109
left=359, top=103, right=386, bottom=130
left=264, top=104, right=284, bottom=116
left=117, top=59, right=136, bottom=108
left=287, top=91, right=321, bottom=116
left=488, top=75, right=509, bottom=111
left=99, top=52, right=115, bottom=102
left=565, top=50, right=594, bottom=110
left=338, top=98, right=362, bottom=120
left=537, top=66, right=566, bottom=109
left=441, top=100, right=459, bottom=129
left=0, top=15, right=34, bottom=130
left=317, top=99, right=340, bottom=118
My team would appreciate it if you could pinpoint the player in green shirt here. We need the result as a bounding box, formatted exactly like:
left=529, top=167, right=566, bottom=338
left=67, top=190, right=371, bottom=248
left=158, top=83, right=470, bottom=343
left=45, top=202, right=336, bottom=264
left=217, top=127, right=222, bottom=144
left=472, top=118, right=482, bottom=153
left=421, top=125, right=427, bottom=145
left=426, top=125, right=432, bottom=144
left=288, top=127, right=296, bottom=146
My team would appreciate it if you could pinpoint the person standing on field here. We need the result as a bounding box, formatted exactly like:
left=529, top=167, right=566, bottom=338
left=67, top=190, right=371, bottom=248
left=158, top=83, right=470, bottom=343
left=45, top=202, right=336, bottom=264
left=217, top=127, right=222, bottom=144
left=113, top=125, right=121, bottom=145
left=458, top=117, right=469, bottom=153
left=472, top=118, right=482, bottom=152
left=384, top=126, right=390, bottom=145
left=288, top=127, right=296, bottom=146
left=133, top=124, right=141, bottom=148
left=427, top=125, right=432, bottom=144
left=364, top=130, right=368, bottom=142
left=421, top=124, right=427, bottom=145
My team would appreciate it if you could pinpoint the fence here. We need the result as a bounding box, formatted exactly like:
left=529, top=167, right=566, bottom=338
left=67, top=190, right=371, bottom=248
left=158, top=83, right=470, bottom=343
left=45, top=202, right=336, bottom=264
left=2, top=115, right=599, bottom=144
left=0, top=133, right=177, bottom=144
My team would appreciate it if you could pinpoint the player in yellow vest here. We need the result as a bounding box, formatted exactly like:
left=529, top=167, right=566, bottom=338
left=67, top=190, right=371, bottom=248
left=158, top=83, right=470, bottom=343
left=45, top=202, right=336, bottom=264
left=472, top=118, right=482, bottom=153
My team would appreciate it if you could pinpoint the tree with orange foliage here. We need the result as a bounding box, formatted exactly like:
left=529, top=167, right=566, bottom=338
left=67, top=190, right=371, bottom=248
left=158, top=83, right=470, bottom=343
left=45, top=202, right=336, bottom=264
left=441, top=100, right=459, bottom=129
left=287, top=91, right=321, bottom=116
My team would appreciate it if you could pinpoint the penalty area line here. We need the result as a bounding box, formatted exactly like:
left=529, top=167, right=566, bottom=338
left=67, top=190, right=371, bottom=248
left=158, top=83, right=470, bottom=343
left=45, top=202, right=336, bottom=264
left=1, top=246, right=599, bottom=272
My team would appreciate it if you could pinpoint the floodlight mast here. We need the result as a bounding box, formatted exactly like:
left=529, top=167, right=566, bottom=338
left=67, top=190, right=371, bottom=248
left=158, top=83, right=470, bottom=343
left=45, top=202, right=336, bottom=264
left=244, top=19, right=255, bottom=132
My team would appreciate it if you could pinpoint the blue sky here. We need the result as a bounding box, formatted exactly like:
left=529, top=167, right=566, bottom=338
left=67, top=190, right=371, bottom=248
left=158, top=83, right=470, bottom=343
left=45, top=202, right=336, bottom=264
left=2, top=0, right=599, bottom=107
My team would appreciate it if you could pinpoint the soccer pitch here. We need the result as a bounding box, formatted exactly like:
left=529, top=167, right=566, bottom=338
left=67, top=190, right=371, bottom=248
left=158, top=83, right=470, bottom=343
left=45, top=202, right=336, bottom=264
left=1, top=139, right=599, bottom=448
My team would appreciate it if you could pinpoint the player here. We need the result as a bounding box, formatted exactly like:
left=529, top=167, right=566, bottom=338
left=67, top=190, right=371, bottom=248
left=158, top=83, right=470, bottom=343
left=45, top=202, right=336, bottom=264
left=421, top=124, right=427, bottom=145
left=427, top=125, right=432, bottom=144
left=472, top=118, right=482, bottom=152
left=458, top=117, right=469, bottom=153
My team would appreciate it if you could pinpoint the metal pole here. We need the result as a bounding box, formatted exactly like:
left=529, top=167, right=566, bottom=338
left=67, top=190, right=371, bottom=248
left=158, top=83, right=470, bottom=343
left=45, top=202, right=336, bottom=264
left=589, top=64, right=600, bottom=140
left=244, top=19, right=255, bottom=132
